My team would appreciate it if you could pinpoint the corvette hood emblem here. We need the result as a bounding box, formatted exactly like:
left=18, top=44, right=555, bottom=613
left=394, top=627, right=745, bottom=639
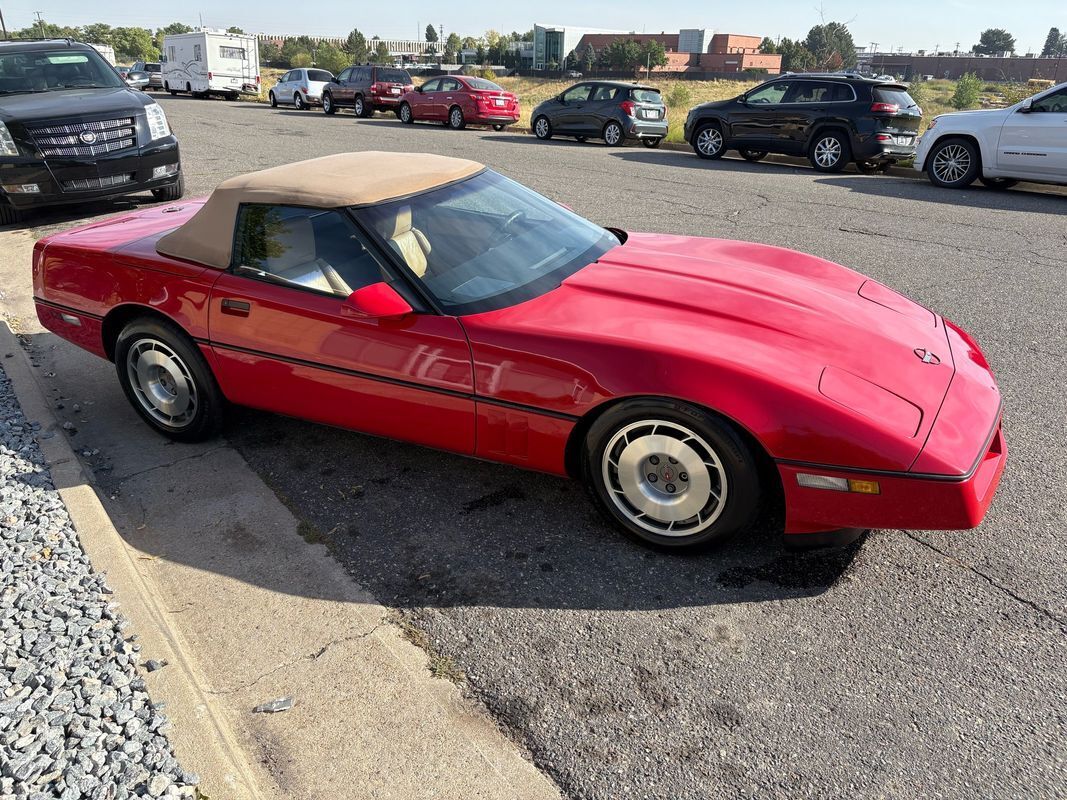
left=914, top=348, right=941, bottom=365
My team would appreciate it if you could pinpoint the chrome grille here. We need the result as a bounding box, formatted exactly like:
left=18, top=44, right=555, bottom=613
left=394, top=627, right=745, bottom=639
left=27, top=117, right=137, bottom=158
left=60, top=173, right=135, bottom=192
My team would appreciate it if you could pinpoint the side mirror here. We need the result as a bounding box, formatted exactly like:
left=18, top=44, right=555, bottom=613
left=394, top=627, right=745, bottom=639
left=341, top=282, right=412, bottom=320
left=1016, top=100, right=1032, bottom=113
left=415, top=85, right=423, bottom=93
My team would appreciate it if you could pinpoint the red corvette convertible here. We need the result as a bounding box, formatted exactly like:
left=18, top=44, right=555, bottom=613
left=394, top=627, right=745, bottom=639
left=32, top=153, right=1005, bottom=550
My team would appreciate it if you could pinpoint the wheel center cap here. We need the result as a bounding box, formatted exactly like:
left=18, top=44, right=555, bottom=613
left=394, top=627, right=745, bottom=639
left=660, top=465, right=675, bottom=482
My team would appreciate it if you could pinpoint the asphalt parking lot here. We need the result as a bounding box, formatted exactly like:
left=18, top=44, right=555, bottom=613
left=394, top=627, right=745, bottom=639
left=12, top=96, right=1067, bottom=799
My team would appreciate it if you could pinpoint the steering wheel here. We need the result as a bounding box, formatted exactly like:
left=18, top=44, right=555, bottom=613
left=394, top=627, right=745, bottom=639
left=489, top=210, right=526, bottom=247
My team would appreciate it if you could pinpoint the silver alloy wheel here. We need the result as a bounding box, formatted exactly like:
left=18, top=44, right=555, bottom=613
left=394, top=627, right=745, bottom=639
left=604, top=122, right=622, bottom=145
left=126, top=338, right=198, bottom=429
left=450, top=107, right=463, bottom=128
left=601, top=419, right=728, bottom=536
left=534, top=117, right=550, bottom=138
left=294, top=93, right=304, bottom=109
left=400, top=104, right=411, bottom=122
left=932, top=143, right=971, bottom=184
left=813, top=136, right=843, bottom=167
left=696, top=126, right=723, bottom=156
left=354, top=96, right=364, bottom=115
left=323, top=94, right=332, bottom=113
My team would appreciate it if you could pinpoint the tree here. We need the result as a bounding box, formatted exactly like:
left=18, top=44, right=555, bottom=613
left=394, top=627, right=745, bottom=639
left=461, top=36, right=478, bottom=50
left=259, top=39, right=282, bottom=65
left=638, top=39, right=668, bottom=70
left=1041, top=27, right=1065, bottom=57
left=373, top=41, right=392, bottom=63
left=777, top=38, right=815, bottom=72
left=290, top=52, right=313, bottom=68
left=759, top=37, right=777, bottom=54
left=604, top=38, right=643, bottom=70
left=82, top=23, right=114, bottom=45
left=12, top=19, right=80, bottom=39
left=475, top=45, right=487, bottom=65
left=344, top=29, right=368, bottom=62
left=226, top=26, right=245, bottom=35
left=804, top=22, right=856, bottom=69
left=425, top=24, right=438, bottom=43
left=112, top=27, right=157, bottom=61
left=154, top=22, right=193, bottom=52
left=951, top=72, right=982, bottom=109
left=315, top=42, right=348, bottom=73
left=445, top=32, right=461, bottom=58
left=973, top=28, right=1015, bottom=55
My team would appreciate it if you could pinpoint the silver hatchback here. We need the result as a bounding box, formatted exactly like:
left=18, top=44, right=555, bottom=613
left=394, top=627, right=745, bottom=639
left=269, top=67, right=334, bottom=110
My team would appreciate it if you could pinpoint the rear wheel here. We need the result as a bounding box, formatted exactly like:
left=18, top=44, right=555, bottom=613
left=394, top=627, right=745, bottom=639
left=114, top=318, right=225, bottom=443
left=294, top=92, right=306, bottom=110
left=354, top=95, right=371, bottom=117
left=322, top=92, right=336, bottom=115
left=0, top=203, right=24, bottom=226
left=585, top=400, right=761, bottom=550
left=643, top=137, right=662, bottom=149
left=151, top=175, right=184, bottom=202
left=693, top=123, right=725, bottom=160
left=809, top=131, right=850, bottom=172
left=399, top=102, right=414, bottom=124
left=979, top=176, right=1018, bottom=190
left=448, top=106, right=466, bottom=130
left=603, top=120, right=624, bottom=146
left=739, top=148, right=767, bottom=162
left=927, top=138, right=979, bottom=188
left=268, top=91, right=277, bottom=107
left=533, top=115, right=552, bottom=140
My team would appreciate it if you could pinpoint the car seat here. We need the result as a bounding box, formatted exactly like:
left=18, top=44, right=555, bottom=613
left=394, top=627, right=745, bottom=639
left=385, top=205, right=432, bottom=277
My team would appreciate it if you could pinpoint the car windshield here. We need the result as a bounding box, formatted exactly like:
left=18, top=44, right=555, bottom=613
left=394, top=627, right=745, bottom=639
left=465, top=77, right=503, bottom=91
left=353, top=170, right=619, bottom=315
left=0, top=49, right=125, bottom=93
left=630, top=88, right=661, bottom=103
left=144, top=63, right=161, bottom=73
left=307, top=69, right=332, bottom=82
left=377, top=69, right=411, bottom=84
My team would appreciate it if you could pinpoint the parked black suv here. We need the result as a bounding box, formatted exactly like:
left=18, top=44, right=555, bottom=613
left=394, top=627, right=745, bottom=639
left=0, top=39, right=182, bottom=224
left=683, top=73, right=921, bottom=172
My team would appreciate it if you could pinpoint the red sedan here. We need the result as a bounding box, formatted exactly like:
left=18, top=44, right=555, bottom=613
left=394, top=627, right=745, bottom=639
left=399, top=76, right=519, bottom=130
left=31, top=153, right=1005, bottom=551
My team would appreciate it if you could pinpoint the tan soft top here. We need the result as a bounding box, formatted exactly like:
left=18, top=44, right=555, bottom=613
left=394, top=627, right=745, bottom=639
left=156, top=151, right=484, bottom=269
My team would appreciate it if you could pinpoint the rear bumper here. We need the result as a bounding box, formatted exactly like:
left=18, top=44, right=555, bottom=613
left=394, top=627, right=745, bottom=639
left=0, top=137, right=180, bottom=210
left=625, top=118, right=669, bottom=139
left=854, top=133, right=917, bottom=161
left=371, top=94, right=404, bottom=107
left=468, top=112, right=520, bottom=124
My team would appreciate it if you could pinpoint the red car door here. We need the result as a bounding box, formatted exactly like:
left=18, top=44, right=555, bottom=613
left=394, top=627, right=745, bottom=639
left=207, top=204, right=475, bottom=454
left=414, top=77, right=441, bottom=120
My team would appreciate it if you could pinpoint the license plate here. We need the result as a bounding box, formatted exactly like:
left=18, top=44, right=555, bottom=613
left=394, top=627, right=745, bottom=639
left=493, top=98, right=505, bottom=106
left=390, top=87, right=400, bottom=95
left=894, top=135, right=913, bottom=146
left=641, top=109, right=659, bottom=120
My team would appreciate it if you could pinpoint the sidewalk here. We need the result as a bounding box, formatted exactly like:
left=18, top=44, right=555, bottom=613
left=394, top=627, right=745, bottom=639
left=1, top=227, right=560, bottom=800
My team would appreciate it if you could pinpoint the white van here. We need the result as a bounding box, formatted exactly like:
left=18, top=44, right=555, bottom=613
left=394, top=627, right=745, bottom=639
left=162, top=29, right=260, bottom=99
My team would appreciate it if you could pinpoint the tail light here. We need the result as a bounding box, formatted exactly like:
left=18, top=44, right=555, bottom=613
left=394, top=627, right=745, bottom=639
left=256, top=75, right=261, bottom=84
left=620, top=100, right=636, bottom=116
left=301, top=86, right=308, bottom=93
left=207, top=71, right=213, bottom=80
left=870, top=102, right=900, bottom=113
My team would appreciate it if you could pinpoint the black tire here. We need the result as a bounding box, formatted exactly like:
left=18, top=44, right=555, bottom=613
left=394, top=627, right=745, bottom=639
left=575, top=135, right=587, bottom=143
left=151, top=175, right=184, bottom=202
left=492, top=124, right=505, bottom=131
left=448, top=105, right=466, bottom=130
left=584, top=399, right=761, bottom=551
left=739, top=148, right=767, bottom=162
left=294, top=92, right=306, bottom=110
left=533, top=115, right=552, bottom=140
left=926, top=137, right=980, bottom=189
left=809, top=130, right=851, bottom=173
left=643, top=137, right=662, bottom=149
left=185, top=83, right=191, bottom=94
left=354, top=95, right=372, bottom=117
left=603, top=120, right=624, bottom=146
left=114, top=317, right=225, bottom=443
left=692, top=122, right=725, bottom=160
left=399, top=102, right=414, bottom=124
left=0, top=203, right=24, bottom=226
left=322, top=92, right=336, bottom=115
left=268, top=91, right=277, bottom=108
left=979, top=176, right=1018, bottom=190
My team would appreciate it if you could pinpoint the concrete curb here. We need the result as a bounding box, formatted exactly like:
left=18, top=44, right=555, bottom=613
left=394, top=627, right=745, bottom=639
left=0, top=321, right=265, bottom=800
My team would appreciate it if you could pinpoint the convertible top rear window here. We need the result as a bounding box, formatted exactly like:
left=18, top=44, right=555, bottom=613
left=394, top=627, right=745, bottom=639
left=353, top=170, right=618, bottom=315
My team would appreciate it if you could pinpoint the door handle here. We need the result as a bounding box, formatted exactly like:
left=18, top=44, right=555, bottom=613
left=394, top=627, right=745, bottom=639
left=221, top=299, right=250, bottom=317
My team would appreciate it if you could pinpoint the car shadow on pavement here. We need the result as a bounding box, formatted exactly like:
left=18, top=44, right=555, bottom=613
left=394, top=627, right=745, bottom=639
left=0, top=196, right=157, bottom=235
left=810, top=174, right=1067, bottom=212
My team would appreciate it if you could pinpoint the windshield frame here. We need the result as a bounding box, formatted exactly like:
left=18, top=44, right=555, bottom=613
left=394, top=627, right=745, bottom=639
left=348, top=170, right=620, bottom=316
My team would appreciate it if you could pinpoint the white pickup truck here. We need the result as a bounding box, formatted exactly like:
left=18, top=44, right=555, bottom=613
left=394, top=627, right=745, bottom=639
left=914, top=81, right=1067, bottom=189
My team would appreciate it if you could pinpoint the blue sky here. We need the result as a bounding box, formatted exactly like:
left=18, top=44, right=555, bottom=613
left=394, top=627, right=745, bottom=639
left=2, top=0, right=1063, bottom=55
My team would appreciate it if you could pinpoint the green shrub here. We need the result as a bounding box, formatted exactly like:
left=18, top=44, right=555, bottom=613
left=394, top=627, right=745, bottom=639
left=290, top=52, right=313, bottom=68
left=951, top=73, right=982, bottom=109
left=906, top=80, right=929, bottom=110
left=665, top=83, right=692, bottom=108
left=480, top=68, right=497, bottom=80
left=996, top=83, right=1032, bottom=106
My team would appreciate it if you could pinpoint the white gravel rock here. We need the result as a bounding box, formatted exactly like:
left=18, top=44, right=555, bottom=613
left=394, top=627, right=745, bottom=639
left=0, top=366, right=197, bottom=798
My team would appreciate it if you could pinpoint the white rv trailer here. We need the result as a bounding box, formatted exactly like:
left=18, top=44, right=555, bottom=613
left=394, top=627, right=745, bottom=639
left=162, top=29, right=260, bottom=99
left=89, top=43, right=116, bottom=66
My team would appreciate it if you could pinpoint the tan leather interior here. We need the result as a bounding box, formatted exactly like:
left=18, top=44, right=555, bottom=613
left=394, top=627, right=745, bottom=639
left=267, top=217, right=353, bottom=295
left=386, top=205, right=432, bottom=278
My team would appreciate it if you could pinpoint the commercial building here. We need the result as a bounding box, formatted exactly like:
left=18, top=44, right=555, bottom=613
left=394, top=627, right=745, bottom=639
left=865, top=51, right=1067, bottom=82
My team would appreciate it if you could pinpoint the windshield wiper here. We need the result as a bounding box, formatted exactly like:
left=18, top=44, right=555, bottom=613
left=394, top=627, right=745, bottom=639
left=0, top=88, right=48, bottom=95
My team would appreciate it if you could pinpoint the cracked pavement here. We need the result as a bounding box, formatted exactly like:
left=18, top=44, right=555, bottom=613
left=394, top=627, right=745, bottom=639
left=11, top=97, right=1067, bottom=799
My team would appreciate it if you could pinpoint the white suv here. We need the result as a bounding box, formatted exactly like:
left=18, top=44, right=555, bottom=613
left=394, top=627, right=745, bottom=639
left=269, top=67, right=333, bottom=110
left=914, top=81, right=1067, bottom=189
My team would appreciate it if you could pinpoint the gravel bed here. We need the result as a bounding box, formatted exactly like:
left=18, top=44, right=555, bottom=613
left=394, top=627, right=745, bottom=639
left=0, top=365, right=198, bottom=799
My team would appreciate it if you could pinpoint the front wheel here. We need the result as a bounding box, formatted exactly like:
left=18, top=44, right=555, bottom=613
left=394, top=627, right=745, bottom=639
left=692, top=123, right=725, bottom=160
left=585, top=400, right=761, bottom=550
left=399, top=102, right=414, bottom=124
left=151, top=175, right=184, bottom=202
left=927, top=138, right=980, bottom=188
left=643, top=137, right=662, bottom=149
left=603, top=120, right=624, bottom=146
left=739, top=148, right=767, bottom=162
left=294, top=92, right=306, bottom=110
left=322, top=93, right=336, bottom=115
left=448, top=106, right=466, bottom=130
left=268, top=91, right=278, bottom=108
left=0, top=203, right=24, bottom=226
left=533, top=115, right=552, bottom=140
left=809, top=131, right=850, bottom=172
left=979, top=176, right=1017, bottom=190
left=114, top=318, right=225, bottom=443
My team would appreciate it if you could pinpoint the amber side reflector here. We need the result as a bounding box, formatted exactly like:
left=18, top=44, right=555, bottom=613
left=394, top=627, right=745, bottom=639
left=848, top=479, right=881, bottom=495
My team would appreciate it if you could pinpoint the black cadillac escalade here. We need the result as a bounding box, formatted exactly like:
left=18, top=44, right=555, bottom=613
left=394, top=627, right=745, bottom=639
left=0, top=39, right=182, bottom=224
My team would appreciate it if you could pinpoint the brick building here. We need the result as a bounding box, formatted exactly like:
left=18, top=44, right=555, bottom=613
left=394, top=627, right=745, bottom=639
left=867, top=52, right=1067, bottom=82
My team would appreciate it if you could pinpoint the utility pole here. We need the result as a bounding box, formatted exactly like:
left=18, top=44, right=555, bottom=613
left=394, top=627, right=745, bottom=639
left=34, top=11, right=45, bottom=37
left=0, top=7, right=7, bottom=39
